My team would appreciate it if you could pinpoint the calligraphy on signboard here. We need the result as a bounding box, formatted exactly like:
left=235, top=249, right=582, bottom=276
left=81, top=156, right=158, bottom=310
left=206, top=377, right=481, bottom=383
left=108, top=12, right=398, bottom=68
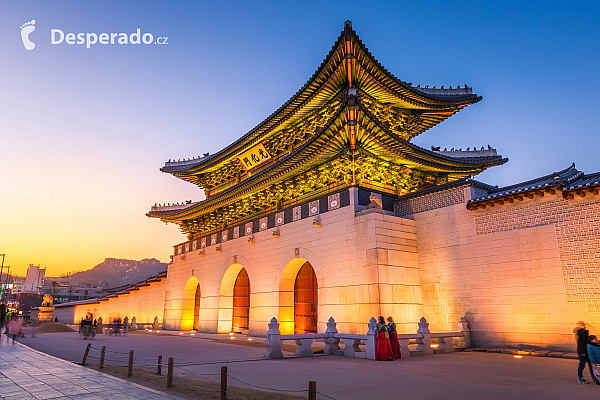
left=236, top=143, right=272, bottom=171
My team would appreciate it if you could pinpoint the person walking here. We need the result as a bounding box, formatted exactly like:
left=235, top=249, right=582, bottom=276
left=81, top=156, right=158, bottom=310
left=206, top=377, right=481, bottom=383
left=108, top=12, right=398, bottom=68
left=574, top=321, right=599, bottom=384
left=0, top=304, right=6, bottom=329
left=0, top=304, right=6, bottom=344
left=587, top=335, right=600, bottom=385
left=82, top=314, right=93, bottom=339
left=4, top=310, right=13, bottom=335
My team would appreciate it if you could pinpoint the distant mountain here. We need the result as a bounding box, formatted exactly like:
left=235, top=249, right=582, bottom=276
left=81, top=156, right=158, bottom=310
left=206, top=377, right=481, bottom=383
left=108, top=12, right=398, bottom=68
left=52, top=258, right=168, bottom=288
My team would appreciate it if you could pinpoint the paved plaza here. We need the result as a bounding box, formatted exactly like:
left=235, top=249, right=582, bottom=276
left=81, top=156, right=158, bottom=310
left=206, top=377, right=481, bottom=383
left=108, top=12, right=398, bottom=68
left=12, top=331, right=600, bottom=399
left=0, top=334, right=181, bottom=400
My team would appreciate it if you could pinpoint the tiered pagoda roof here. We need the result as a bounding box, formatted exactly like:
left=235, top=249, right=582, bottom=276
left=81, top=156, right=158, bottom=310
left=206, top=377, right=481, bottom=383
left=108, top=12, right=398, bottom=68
left=148, top=21, right=507, bottom=238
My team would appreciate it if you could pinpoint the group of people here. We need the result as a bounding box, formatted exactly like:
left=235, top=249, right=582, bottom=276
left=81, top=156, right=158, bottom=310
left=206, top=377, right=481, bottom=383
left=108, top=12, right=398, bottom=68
left=78, top=314, right=96, bottom=339
left=375, top=316, right=401, bottom=361
left=575, top=321, right=600, bottom=384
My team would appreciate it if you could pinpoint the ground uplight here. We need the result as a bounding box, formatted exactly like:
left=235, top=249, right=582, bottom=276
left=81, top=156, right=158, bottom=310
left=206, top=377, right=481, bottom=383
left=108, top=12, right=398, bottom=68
left=513, top=355, right=523, bottom=359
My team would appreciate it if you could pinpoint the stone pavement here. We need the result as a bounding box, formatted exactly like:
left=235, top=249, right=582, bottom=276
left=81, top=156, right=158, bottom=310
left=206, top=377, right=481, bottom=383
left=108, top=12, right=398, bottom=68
left=0, top=335, right=182, bottom=400
left=17, top=331, right=600, bottom=399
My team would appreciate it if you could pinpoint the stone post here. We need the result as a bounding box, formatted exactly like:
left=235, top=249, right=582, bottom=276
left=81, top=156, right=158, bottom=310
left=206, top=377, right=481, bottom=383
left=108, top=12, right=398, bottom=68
left=323, top=317, right=340, bottom=355
left=343, top=339, right=362, bottom=357
left=416, top=317, right=433, bottom=355
left=96, top=317, right=103, bottom=334
left=459, top=317, right=471, bottom=348
left=365, top=317, right=377, bottom=360
left=264, top=317, right=283, bottom=359
left=130, top=316, right=138, bottom=331
left=295, top=339, right=315, bottom=357
left=399, top=337, right=411, bottom=359
left=437, top=336, right=454, bottom=353
left=153, top=316, right=159, bottom=330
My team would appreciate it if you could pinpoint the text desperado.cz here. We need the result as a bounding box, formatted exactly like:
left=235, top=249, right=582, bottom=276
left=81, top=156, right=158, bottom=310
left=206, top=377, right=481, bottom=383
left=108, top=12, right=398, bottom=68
left=51, top=29, right=167, bottom=48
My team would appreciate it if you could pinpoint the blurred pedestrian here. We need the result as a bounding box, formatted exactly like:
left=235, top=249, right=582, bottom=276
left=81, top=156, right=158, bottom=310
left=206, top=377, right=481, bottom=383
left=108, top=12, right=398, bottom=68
left=82, top=314, right=93, bottom=339
left=574, top=321, right=599, bottom=384
left=7, top=317, right=22, bottom=344
left=587, top=335, right=600, bottom=385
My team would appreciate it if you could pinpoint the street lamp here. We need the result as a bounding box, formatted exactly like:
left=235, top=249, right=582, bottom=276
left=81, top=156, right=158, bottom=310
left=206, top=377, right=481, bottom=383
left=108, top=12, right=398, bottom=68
left=1, top=266, right=9, bottom=304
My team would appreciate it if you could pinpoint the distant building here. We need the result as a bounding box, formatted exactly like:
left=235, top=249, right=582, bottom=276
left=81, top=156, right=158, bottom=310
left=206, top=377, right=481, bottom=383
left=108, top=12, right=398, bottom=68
left=41, top=281, right=103, bottom=303
left=24, top=265, right=45, bottom=293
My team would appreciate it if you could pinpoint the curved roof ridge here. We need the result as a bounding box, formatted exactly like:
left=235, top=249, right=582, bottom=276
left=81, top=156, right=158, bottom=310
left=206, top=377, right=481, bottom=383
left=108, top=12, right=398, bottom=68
left=356, top=97, right=507, bottom=168
left=349, top=27, right=481, bottom=105
left=489, top=163, right=579, bottom=194
left=148, top=99, right=348, bottom=219
left=161, top=32, right=347, bottom=174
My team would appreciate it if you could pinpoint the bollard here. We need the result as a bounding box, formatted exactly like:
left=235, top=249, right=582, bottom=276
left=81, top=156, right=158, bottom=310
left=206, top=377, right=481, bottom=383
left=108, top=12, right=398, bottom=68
left=127, top=350, right=134, bottom=377
left=157, top=355, right=162, bottom=375
left=99, top=346, right=106, bottom=369
left=81, top=343, right=91, bottom=366
left=167, top=357, right=174, bottom=388
left=220, top=366, right=227, bottom=400
left=308, top=381, right=316, bottom=400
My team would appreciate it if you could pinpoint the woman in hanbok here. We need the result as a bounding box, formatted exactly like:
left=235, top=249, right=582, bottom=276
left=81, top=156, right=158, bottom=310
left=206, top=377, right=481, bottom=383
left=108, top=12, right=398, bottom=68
left=375, top=316, right=395, bottom=361
left=387, top=316, right=401, bottom=359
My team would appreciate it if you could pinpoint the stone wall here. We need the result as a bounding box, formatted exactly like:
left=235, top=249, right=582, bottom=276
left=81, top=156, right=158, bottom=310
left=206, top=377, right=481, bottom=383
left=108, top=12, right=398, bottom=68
left=39, top=279, right=166, bottom=325
left=412, top=188, right=600, bottom=350
left=163, top=188, right=424, bottom=336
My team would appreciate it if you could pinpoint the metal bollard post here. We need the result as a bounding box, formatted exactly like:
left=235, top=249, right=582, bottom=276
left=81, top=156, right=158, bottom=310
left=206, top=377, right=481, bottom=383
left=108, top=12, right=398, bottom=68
left=127, top=350, right=134, bottom=377
left=81, top=343, right=91, bottom=366
left=167, top=357, right=174, bottom=388
left=308, top=381, right=316, bottom=400
left=157, top=355, right=162, bottom=375
left=99, top=346, right=106, bottom=369
left=220, top=366, right=227, bottom=400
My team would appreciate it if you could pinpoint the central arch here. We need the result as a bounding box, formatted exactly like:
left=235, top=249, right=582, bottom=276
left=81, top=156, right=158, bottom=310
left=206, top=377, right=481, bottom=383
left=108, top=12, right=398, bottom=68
left=279, top=258, right=318, bottom=335
left=232, top=268, right=250, bottom=333
left=181, top=276, right=200, bottom=331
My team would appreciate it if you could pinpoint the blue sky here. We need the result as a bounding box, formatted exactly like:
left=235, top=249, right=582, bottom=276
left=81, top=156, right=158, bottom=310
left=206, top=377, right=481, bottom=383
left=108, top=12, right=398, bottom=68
left=1, top=1, right=599, bottom=274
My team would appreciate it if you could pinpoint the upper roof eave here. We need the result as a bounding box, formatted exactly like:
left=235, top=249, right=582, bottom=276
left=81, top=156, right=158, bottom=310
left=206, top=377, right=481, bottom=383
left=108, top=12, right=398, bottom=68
left=161, top=21, right=483, bottom=176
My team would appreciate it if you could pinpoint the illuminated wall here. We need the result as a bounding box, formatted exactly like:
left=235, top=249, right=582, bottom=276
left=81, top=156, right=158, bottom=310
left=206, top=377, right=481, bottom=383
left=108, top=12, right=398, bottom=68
left=162, top=188, right=424, bottom=335
left=413, top=187, right=600, bottom=350
left=41, top=279, right=167, bottom=325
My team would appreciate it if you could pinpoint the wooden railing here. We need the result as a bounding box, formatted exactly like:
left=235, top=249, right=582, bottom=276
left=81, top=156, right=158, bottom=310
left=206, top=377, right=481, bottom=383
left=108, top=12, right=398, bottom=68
left=264, top=316, right=470, bottom=360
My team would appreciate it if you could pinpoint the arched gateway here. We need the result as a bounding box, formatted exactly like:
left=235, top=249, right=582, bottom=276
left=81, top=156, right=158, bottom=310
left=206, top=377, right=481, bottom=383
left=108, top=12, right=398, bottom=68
left=218, top=263, right=251, bottom=333
left=294, top=262, right=318, bottom=334
left=232, top=268, right=250, bottom=333
left=181, top=276, right=200, bottom=331
left=279, top=258, right=318, bottom=335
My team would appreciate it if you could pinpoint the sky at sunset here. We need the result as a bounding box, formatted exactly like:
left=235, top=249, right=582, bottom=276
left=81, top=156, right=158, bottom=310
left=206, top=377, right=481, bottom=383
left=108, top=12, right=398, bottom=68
left=1, top=1, right=599, bottom=276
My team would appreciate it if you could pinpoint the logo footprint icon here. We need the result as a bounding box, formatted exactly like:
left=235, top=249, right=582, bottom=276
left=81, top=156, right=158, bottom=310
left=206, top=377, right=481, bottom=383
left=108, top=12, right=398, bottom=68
left=20, top=20, right=36, bottom=50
